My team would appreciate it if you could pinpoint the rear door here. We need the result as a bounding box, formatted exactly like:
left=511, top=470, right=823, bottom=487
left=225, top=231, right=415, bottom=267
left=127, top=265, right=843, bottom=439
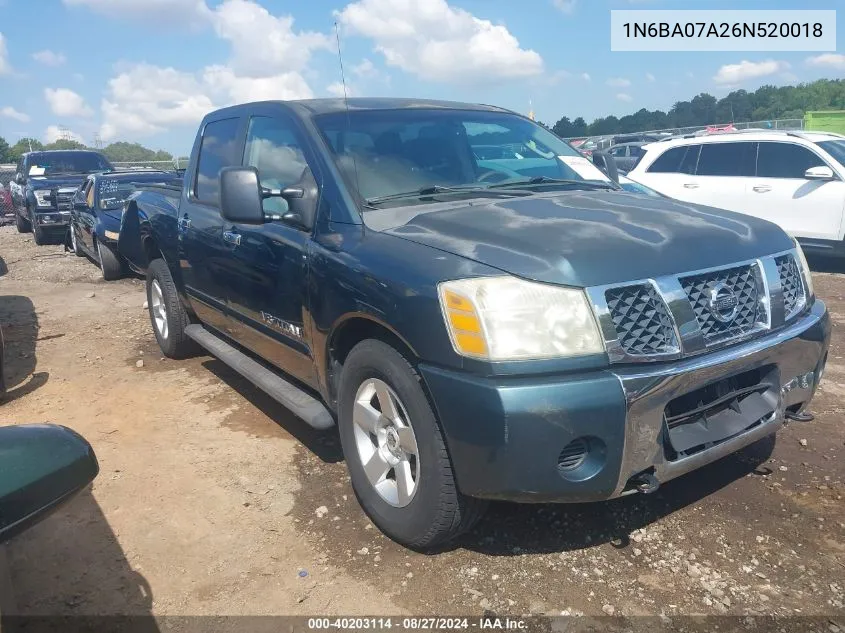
left=220, top=109, right=320, bottom=388
left=76, top=178, right=97, bottom=250
left=684, top=141, right=756, bottom=214
left=178, top=116, right=246, bottom=335
left=749, top=141, right=845, bottom=241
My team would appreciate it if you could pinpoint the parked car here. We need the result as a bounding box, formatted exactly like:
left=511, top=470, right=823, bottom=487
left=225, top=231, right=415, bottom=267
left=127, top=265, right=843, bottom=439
left=609, top=142, right=647, bottom=172
left=9, top=150, right=114, bottom=245
left=0, top=424, right=99, bottom=542
left=612, top=133, right=665, bottom=145
left=119, top=98, right=829, bottom=549
left=627, top=131, right=845, bottom=257
left=69, top=170, right=180, bottom=280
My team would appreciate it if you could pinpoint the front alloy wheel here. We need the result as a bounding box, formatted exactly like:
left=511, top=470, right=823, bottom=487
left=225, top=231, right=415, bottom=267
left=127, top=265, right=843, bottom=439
left=150, top=279, right=168, bottom=340
left=352, top=378, right=419, bottom=507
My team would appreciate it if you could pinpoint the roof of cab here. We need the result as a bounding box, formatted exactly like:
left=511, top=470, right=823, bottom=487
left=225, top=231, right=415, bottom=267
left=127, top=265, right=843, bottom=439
left=206, top=98, right=512, bottom=119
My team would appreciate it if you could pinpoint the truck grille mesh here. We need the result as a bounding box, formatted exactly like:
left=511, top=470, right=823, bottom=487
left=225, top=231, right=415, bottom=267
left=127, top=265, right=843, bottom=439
left=605, top=284, right=676, bottom=355
left=680, top=265, right=762, bottom=344
left=775, top=254, right=805, bottom=320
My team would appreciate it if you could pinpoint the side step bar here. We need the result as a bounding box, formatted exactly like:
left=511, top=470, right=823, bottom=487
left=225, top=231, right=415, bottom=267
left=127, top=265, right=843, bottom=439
left=185, top=324, right=335, bottom=430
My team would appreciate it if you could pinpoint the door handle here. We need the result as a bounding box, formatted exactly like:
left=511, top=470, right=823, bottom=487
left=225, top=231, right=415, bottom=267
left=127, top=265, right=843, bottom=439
left=223, top=230, right=242, bottom=246
left=753, top=186, right=772, bottom=193
left=178, top=216, right=191, bottom=230
left=683, top=183, right=699, bottom=189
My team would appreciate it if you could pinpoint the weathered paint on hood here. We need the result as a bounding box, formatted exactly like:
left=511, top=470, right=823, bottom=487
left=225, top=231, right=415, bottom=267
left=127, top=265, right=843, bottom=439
left=364, top=190, right=794, bottom=288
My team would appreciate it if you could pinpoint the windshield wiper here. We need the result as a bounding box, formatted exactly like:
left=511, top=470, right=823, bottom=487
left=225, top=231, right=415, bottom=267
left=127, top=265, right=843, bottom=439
left=488, top=176, right=619, bottom=191
left=365, top=184, right=525, bottom=207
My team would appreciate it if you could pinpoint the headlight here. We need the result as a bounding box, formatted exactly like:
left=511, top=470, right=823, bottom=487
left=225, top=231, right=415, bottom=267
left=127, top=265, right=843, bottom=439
left=793, top=239, right=814, bottom=299
left=104, top=230, right=120, bottom=240
left=33, top=189, right=52, bottom=208
left=438, top=276, right=604, bottom=361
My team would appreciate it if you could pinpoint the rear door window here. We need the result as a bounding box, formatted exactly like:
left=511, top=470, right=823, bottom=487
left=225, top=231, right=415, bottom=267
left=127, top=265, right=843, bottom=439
left=195, top=117, right=241, bottom=205
left=696, top=142, right=756, bottom=177
left=756, top=142, right=826, bottom=179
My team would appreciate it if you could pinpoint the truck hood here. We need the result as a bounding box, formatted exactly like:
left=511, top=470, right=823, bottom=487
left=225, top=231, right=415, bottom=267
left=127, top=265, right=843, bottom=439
left=365, top=191, right=794, bottom=288
left=27, top=175, right=88, bottom=190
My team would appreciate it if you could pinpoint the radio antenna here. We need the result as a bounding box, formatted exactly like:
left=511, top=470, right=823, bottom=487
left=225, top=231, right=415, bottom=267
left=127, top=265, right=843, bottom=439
left=334, top=21, right=361, bottom=204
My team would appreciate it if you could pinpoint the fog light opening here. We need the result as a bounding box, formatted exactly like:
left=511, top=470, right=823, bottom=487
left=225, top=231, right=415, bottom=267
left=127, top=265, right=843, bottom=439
left=556, top=436, right=607, bottom=482
left=558, top=438, right=589, bottom=471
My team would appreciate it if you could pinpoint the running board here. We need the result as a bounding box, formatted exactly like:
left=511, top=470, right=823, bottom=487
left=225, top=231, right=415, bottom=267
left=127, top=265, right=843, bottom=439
left=185, top=324, right=335, bottom=430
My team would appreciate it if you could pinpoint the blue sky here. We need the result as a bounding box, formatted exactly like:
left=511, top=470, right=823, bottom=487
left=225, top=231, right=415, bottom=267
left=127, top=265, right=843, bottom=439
left=0, top=0, right=842, bottom=155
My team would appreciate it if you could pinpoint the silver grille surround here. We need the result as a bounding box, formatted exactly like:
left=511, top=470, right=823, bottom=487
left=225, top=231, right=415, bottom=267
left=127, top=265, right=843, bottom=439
left=587, top=249, right=809, bottom=364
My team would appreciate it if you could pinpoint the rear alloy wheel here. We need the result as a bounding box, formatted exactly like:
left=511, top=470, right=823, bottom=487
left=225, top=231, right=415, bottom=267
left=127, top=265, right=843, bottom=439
left=70, top=225, right=84, bottom=256
left=97, top=240, right=123, bottom=281
left=338, top=339, right=487, bottom=549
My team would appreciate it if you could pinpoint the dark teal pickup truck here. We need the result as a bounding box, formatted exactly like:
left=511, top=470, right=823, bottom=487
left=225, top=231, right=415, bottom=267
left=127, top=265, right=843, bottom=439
left=118, top=98, right=830, bottom=549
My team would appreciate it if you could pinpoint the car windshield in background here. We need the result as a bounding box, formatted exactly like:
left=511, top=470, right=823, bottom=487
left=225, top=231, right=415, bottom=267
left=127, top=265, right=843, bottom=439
left=818, top=140, right=845, bottom=166
left=315, top=109, right=611, bottom=208
left=28, top=152, right=112, bottom=176
left=98, top=175, right=171, bottom=210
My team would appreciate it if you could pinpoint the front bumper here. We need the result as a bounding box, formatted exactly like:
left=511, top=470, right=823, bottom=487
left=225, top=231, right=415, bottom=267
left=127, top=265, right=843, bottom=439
left=421, top=300, right=830, bottom=503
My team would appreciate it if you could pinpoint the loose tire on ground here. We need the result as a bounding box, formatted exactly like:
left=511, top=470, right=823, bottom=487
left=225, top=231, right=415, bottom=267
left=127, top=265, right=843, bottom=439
left=146, top=258, right=195, bottom=359
left=98, top=240, right=124, bottom=281
left=337, top=339, right=487, bottom=549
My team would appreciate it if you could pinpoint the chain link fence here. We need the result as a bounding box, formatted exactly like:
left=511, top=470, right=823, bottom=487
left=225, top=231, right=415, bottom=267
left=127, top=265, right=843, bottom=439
left=565, top=118, right=806, bottom=147
left=1, top=166, right=15, bottom=222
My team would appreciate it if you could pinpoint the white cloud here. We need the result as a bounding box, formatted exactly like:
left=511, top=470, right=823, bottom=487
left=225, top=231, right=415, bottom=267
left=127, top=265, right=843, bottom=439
left=210, top=0, right=330, bottom=75
left=616, top=93, right=633, bottom=102
left=581, top=72, right=591, bottom=81
left=62, top=0, right=210, bottom=23
left=202, top=65, right=313, bottom=102
left=0, top=33, right=10, bottom=75
left=646, top=72, right=655, bottom=82
left=99, top=64, right=215, bottom=140
left=713, top=59, right=788, bottom=85
left=32, top=50, right=67, bottom=66
left=553, top=0, right=576, bottom=13
left=44, top=88, right=93, bottom=117
left=336, top=0, right=543, bottom=82
left=44, top=125, right=85, bottom=145
left=1, top=106, right=29, bottom=122
left=806, top=53, right=845, bottom=71
left=606, top=77, right=631, bottom=88
left=326, top=81, right=355, bottom=98
left=352, top=58, right=378, bottom=78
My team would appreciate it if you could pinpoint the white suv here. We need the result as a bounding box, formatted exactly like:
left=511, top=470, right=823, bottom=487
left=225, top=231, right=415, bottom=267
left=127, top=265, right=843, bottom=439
left=628, top=131, right=845, bottom=255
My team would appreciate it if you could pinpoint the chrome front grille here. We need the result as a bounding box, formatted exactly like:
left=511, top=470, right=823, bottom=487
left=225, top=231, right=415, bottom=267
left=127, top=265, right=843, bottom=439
left=589, top=248, right=809, bottom=364
left=776, top=254, right=806, bottom=320
left=679, top=264, right=764, bottom=344
left=605, top=283, right=677, bottom=355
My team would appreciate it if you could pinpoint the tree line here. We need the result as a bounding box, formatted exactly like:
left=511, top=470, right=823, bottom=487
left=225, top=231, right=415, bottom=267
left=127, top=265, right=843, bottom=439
left=549, top=78, right=845, bottom=138
left=0, top=137, right=174, bottom=164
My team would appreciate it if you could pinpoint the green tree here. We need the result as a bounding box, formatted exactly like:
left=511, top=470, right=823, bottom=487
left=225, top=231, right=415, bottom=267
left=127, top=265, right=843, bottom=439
left=102, top=141, right=172, bottom=162
left=0, top=136, right=10, bottom=163
left=7, top=138, right=44, bottom=162
left=43, top=139, right=88, bottom=151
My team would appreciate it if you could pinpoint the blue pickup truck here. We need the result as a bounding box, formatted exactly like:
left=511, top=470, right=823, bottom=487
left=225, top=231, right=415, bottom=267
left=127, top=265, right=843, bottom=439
left=118, top=98, right=830, bottom=549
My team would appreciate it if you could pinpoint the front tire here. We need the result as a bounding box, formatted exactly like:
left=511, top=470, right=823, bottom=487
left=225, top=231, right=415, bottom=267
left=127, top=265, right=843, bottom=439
left=146, top=258, right=195, bottom=359
left=15, top=211, right=31, bottom=234
left=32, top=217, right=47, bottom=245
left=337, top=339, right=487, bottom=549
left=97, top=240, right=123, bottom=281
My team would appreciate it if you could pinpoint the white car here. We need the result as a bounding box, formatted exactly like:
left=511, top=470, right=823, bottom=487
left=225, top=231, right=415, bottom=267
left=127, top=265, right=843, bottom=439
left=627, top=131, right=845, bottom=256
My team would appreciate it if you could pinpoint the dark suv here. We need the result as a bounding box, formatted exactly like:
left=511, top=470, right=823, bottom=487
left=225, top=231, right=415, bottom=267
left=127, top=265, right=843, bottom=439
left=9, top=150, right=114, bottom=244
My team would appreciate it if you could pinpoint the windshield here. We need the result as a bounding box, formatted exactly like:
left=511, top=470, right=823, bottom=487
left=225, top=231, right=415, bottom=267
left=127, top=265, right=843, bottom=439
left=97, top=174, right=173, bottom=210
left=314, top=109, right=611, bottom=208
left=27, top=152, right=113, bottom=177
left=818, top=140, right=845, bottom=167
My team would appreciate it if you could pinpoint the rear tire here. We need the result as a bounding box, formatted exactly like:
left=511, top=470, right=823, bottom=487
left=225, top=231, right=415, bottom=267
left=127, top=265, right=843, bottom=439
left=97, top=240, right=123, bottom=281
left=146, top=258, right=195, bottom=359
left=15, top=211, right=31, bottom=234
left=337, top=339, right=487, bottom=550
left=70, top=224, right=85, bottom=257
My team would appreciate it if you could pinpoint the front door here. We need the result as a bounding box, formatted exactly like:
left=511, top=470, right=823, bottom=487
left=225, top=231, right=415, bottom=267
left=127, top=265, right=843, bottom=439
left=748, top=141, right=845, bottom=241
left=178, top=116, right=244, bottom=335
left=221, top=113, right=319, bottom=388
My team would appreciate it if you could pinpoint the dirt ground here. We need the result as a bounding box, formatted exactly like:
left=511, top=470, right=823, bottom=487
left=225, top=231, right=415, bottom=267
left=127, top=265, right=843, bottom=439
left=0, top=223, right=843, bottom=620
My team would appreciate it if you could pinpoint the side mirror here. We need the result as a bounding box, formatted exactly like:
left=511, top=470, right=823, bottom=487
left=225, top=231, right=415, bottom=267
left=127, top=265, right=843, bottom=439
left=219, top=166, right=265, bottom=225
left=592, top=150, right=620, bottom=184
left=73, top=200, right=88, bottom=211
left=0, top=424, right=99, bottom=543
left=805, top=166, right=835, bottom=181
